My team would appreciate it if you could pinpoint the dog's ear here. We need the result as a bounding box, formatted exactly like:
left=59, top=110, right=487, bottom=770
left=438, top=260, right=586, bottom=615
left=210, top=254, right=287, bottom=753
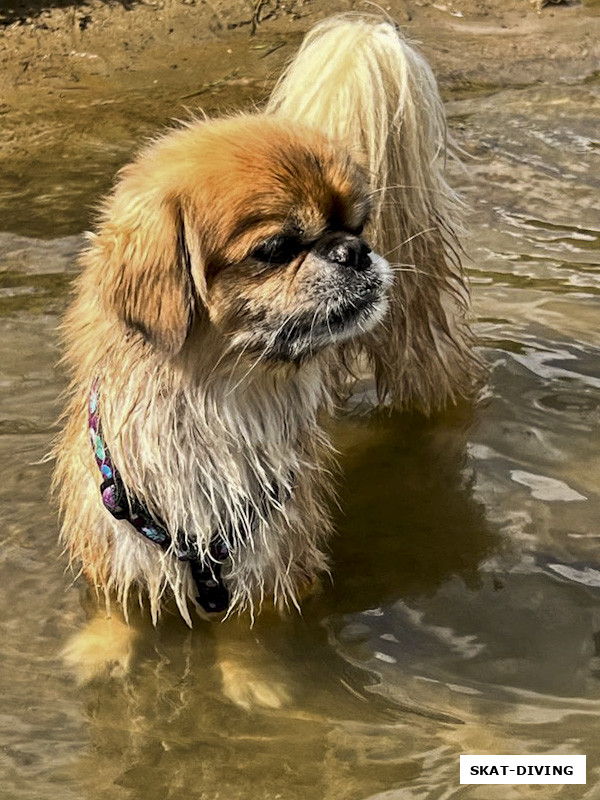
left=94, top=175, right=200, bottom=356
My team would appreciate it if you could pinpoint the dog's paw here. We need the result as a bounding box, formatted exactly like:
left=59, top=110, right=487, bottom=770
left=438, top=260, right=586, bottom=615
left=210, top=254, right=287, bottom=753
left=219, top=659, right=291, bottom=711
left=62, top=613, right=137, bottom=684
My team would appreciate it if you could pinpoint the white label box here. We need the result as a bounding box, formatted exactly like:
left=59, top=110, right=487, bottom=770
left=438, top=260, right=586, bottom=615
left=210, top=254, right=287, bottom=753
left=460, top=755, right=586, bottom=784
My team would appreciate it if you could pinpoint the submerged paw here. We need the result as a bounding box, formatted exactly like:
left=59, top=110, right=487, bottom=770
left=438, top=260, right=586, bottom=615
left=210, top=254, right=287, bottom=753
left=219, top=660, right=291, bottom=711
left=62, top=613, right=136, bottom=685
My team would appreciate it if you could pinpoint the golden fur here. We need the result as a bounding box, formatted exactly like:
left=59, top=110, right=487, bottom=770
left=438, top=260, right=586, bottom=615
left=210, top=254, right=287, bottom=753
left=54, top=15, right=481, bottom=629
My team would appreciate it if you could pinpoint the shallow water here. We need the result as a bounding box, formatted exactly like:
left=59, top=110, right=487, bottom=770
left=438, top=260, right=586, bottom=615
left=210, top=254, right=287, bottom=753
left=0, top=74, right=599, bottom=800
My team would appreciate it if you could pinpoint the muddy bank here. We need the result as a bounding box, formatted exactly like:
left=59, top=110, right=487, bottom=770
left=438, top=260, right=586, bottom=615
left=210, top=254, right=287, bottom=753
left=1, top=0, right=599, bottom=236
left=3, top=0, right=599, bottom=94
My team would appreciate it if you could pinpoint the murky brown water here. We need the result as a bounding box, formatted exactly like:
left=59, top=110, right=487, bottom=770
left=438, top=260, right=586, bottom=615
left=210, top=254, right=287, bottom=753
left=1, top=72, right=599, bottom=800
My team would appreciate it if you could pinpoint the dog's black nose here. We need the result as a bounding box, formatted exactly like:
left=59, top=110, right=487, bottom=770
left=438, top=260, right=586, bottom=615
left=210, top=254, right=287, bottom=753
left=317, top=232, right=371, bottom=271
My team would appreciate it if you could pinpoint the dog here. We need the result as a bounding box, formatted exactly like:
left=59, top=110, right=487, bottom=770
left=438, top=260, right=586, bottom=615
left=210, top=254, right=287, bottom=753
left=54, top=15, right=480, bottom=694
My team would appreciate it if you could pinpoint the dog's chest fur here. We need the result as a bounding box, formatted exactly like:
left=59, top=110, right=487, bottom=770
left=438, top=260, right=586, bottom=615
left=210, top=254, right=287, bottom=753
left=96, top=356, right=334, bottom=619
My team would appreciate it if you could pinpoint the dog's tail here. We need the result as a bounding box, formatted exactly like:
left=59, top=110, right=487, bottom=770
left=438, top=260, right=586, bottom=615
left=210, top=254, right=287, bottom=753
left=266, top=15, right=482, bottom=412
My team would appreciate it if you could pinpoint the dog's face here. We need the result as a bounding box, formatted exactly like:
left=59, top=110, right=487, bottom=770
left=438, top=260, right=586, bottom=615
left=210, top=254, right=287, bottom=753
left=96, top=116, right=391, bottom=362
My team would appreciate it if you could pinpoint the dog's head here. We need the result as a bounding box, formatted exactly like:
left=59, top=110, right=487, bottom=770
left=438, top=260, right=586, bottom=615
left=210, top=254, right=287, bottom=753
left=93, top=116, right=391, bottom=362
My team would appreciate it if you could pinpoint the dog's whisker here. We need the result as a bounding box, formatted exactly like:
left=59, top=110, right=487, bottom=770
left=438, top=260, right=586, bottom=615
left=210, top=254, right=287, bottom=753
left=368, top=183, right=460, bottom=199
left=225, top=305, right=305, bottom=395
left=223, top=336, right=263, bottom=394
left=381, top=227, right=438, bottom=259
left=307, top=298, right=328, bottom=355
left=387, top=263, right=442, bottom=279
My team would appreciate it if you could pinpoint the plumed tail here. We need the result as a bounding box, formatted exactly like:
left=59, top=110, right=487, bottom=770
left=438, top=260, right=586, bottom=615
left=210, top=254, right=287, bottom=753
left=267, top=15, right=483, bottom=412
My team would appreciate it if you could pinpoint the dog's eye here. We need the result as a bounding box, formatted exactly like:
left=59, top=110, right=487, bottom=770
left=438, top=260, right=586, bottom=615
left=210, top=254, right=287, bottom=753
left=250, top=235, right=302, bottom=265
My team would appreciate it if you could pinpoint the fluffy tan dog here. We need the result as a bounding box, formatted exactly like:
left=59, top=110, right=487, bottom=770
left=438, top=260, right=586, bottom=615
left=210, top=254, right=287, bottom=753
left=55, top=16, right=479, bottom=652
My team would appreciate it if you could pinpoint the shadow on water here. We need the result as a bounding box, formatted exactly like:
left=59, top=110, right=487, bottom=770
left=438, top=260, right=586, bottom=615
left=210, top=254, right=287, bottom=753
left=325, top=406, right=497, bottom=614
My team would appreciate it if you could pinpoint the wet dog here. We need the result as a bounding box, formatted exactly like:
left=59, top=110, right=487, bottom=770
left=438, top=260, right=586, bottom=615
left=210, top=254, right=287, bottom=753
left=55, top=15, right=480, bottom=697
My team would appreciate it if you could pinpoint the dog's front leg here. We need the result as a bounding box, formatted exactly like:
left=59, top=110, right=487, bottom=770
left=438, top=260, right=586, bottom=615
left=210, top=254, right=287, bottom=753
left=215, top=613, right=292, bottom=711
left=61, top=583, right=139, bottom=685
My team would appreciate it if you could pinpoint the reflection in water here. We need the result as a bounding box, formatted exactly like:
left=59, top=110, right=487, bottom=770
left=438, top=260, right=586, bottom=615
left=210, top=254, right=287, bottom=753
left=0, top=77, right=599, bottom=799
left=329, top=409, right=495, bottom=612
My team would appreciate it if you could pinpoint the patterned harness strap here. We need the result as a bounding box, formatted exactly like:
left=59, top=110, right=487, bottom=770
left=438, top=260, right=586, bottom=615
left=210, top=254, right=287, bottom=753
left=88, top=382, right=230, bottom=613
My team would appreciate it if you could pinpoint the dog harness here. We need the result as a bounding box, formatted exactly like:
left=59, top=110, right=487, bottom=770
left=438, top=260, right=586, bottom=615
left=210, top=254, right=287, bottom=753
left=88, top=383, right=230, bottom=613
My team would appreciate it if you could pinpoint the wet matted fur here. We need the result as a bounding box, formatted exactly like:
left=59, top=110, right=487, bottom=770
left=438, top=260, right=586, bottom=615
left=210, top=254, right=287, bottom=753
left=54, top=15, right=481, bottom=626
